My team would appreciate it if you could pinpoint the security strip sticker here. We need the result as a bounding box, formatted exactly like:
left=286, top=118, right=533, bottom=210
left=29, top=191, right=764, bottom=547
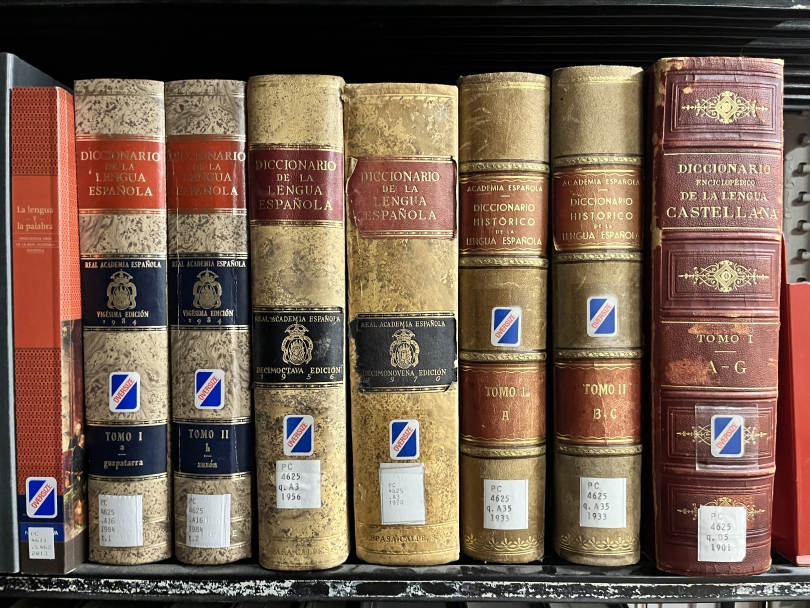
left=186, top=494, right=231, bottom=549
left=99, top=494, right=143, bottom=547
left=276, top=460, right=321, bottom=509
left=483, top=479, right=529, bottom=531
left=698, top=505, right=746, bottom=562
left=379, top=463, right=426, bottom=525
left=579, top=477, right=627, bottom=529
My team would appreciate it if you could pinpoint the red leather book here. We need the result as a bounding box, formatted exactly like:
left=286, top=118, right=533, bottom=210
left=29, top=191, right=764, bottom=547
left=11, top=87, right=85, bottom=574
left=650, top=57, right=783, bottom=576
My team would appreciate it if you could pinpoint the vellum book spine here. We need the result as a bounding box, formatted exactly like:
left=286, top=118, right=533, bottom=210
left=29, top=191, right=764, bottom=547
left=344, top=83, right=459, bottom=566
left=550, top=66, right=643, bottom=566
left=247, top=75, right=349, bottom=571
left=75, top=79, right=170, bottom=564
left=457, top=72, right=549, bottom=563
left=166, top=80, right=251, bottom=565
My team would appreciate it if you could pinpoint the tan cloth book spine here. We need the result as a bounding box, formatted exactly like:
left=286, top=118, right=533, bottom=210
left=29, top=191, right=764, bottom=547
left=75, top=79, right=171, bottom=565
left=166, top=80, right=252, bottom=565
left=550, top=66, right=644, bottom=566
left=247, top=75, right=349, bottom=571
left=344, top=82, right=459, bottom=566
left=457, top=72, right=549, bottom=563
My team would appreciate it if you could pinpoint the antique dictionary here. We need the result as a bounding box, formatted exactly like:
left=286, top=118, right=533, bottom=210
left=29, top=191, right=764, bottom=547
left=0, top=53, right=65, bottom=573
left=166, top=80, right=251, bottom=565
left=345, top=83, right=459, bottom=566
left=651, top=57, right=783, bottom=576
left=248, top=75, right=349, bottom=570
left=457, top=72, right=548, bottom=563
left=551, top=66, right=643, bottom=566
left=11, top=87, right=85, bottom=574
left=75, top=79, right=170, bottom=565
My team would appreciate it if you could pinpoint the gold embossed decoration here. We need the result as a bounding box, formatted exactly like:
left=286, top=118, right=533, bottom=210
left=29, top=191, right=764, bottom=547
left=678, top=259, right=768, bottom=293
left=557, top=533, right=638, bottom=555
left=463, top=534, right=542, bottom=555
left=677, top=497, right=765, bottom=522
left=678, top=425, right=767, bottom=446
left=681, top=90, right=768, bottom=125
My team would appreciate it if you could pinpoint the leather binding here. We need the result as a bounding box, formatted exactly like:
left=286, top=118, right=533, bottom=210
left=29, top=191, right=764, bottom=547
left=166, top=80, right=251, bottom=565
left=551, top=66, right=644, bottom=566
left=75, top=79, right=170, bottom=565
left=457, top=72, right=549, bottom=563
left=247, top=75, right=349, bottom=570
left=0, top=53, right=66, bottom=574
left=651, top=57, right=783, bottom=576
left=12, top=87, right=86, bottom=574
left=344, top=83, right=459, bottom=566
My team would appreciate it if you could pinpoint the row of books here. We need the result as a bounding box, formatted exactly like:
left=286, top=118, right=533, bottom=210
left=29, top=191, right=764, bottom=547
left=0, top=53, right=785, bottom=577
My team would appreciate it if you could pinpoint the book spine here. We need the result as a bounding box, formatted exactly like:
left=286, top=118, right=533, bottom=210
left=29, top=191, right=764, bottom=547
left=551, top=66, right=644, bottom=566
left=75, top=79, right=170, bottom=565
left=651, top=57, right=783, bottom=576
left=12, top=87, right=86, bottom=574
left=165, top=80, right=251, bottom=565
left=345, top=82, right=459, bottom=566
left=247, top=75, right=348, bottom=570
left=457, top=72, right=549, bottom=563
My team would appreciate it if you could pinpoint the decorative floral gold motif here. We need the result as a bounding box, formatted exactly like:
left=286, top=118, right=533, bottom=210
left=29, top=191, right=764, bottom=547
left=681, top=90, right=768, bottom=125
left=676, top=497, right=765, bottom=522
left=677, top=425, right=767, bottom=446
left=463, top=534, right=541, bottom=555
left=678, top=259, right=768, bottom=293
left=557, top=533, right=638, bottom=555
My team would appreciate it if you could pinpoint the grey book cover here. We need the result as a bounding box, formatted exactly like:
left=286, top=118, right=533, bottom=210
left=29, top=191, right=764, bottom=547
left=0, top=52, right=66, bottom=574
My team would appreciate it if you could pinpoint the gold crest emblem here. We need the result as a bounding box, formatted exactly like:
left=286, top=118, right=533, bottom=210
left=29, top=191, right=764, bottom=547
left=106, top=270, right=137, bottom=311
left=390, top=328, right=420, bottom=369
left=281, top=323, right=314, bottom=366
left=192, top=269, right=222, bottom=310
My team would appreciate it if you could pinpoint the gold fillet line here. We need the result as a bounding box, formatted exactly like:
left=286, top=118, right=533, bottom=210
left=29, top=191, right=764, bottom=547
left=76, top=133, right=163, bottom=141
left=90, top=473, right=169, bottom=482
left=170, top=252, right=247, bottom=258
left=556, top=444, right=642, bottom=455
left=250, top=80, right=341, bottom=90
left=459, top=256, right=548, bottom=267
left=460, top=352, right=547, bottom=362
left=661, top=319, right=778, bottom=325
left=167, top=134, right=245, bottom=141
left=80, top=209, right=167, bottom=215
left=460, top=363, right=543, bottom=371
left=663, top=151, right=780, bottom=157
left=661, top=226, right=781, bottom=233
left=461, top=444, right=546, bottom=458
left=81, top=252, right=166, bottom=259
left=460, top=81, right=548, bottom=91
left=553, top=155, right=642, bottom=168
left=251, top=220, right=342, bottom=227
left=356, top=312, right=454, bottom=318
left=176, top=541, right=252, bottom=549
left=350, top=155, right=454, bottom=163
left=460, top=161, right=549, bottom=174
left=85, top=327, right=168, bottom=333
left=460, top=436, right=544, bottom=446
left=459, top=173, right=549, bottom=182
left=76, top=91, right=164, bottom=98
left=351, top=93, right=455, bottom=100
left=171, top=326, right=250, bottom=332
left=555, top=350, right=643, bottom=359
left=86, top=419, right=168, bottom=427
left=171, top=209, right=248, bottom=216
left=253, top=306, right=342, bottom=312
left=556, top=434, right=639, bottom=444
left=558, top=76, right=640, bottom=84
left=554, top=243, right=641, bottom=251
left=552, top=168, right=641, bottom=176
left=553, top=361, right=638, bottom=369
left=248, top=143, right=342, bottom=152
left=661, top=384, right=778, bottom=391
left=173, top=417, right=251, bottom=424
left=174, top=472, right=252, bottom=481
left=357, top=230, right=455, bottom=237
left=554, top=252, right=643, bottom=261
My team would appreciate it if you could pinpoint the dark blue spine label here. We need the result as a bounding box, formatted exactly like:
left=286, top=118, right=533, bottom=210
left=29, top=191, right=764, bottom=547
left=174, top=421, right=251, bottom=476
left=86, top=424, right=168, bottom=477
left=81, top=257, right=168, bottom=329
left=168, top=255, right=250, bottom=328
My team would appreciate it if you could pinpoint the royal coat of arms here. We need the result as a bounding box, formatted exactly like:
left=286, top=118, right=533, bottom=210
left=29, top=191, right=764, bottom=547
left=281, top=323, right=314, bottom=366
left=390, top=328, right=420, bottom=369
left=106, top=270, right=137, bottom=311
left=192, top=269, right=223, bottom=310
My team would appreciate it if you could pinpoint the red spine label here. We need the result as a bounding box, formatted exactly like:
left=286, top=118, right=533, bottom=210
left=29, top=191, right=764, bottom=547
left=459, top=173, right=547, bottom=256
left=167, top=138, right=246, bottom=211
left=76, top=138, right=165, bottom=211
left=347, top=157, right=456, bottom=238
left=249, top=147, right=343, bottom=224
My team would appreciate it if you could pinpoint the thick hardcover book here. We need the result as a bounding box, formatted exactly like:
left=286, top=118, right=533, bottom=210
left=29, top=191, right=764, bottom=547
left=247, top=75, right=349, bottom=570
left=651, top=57, right=783, bottom=576
left=11, top=87, right=86, bottom=574
left=551, top=66, right=644, bottom=566
left=75, top=79, right=171, bottom=565
left=457, top=72, right=549, bottom=564
left=0, top=53, right=66, bottom=573
left=345, top=82, right=459, bottom=566
left=166, top=80, right=251, bottom=565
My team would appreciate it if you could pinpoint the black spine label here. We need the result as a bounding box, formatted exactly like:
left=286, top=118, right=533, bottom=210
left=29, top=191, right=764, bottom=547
left=252, top=307, right=344, bottom=388
left=352, top=313, right=457, bottom=392
left=86, top=423, right=168, bottom=477
left=169, top=255, right=250, bottom=328
left=174, top=421, right=251, bottom=476
left=81, top=256, right=168, bottom=329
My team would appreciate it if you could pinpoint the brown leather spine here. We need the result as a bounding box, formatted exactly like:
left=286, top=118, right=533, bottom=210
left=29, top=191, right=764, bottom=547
left=651, top=57, right=783, bottom=576
left=551, top=66, right=644, bottom=566
left=458, top=72, right=549, bottom=564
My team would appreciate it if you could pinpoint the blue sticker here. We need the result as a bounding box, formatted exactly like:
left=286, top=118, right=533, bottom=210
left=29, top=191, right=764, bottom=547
left=174, top=422, right=252, bottom=475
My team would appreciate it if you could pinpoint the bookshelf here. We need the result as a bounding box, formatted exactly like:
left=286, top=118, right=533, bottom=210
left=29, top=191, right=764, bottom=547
left=1, top=0, right=809, bottom=603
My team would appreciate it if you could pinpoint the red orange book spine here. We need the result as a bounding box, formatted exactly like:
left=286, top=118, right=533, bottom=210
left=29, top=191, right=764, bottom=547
left=11, top=86, right=86, bottom=574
